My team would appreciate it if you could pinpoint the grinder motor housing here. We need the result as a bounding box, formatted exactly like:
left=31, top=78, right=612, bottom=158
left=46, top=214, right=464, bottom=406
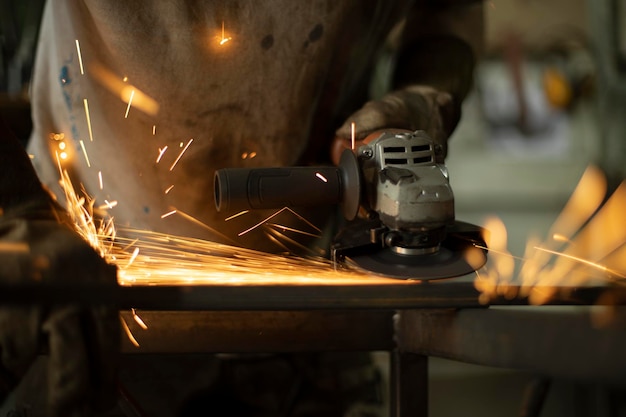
left=355, top=130, right=454, bottom=254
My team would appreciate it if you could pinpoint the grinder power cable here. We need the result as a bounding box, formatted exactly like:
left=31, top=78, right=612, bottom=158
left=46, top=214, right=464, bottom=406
left=214, top=130, right=487, bottom=280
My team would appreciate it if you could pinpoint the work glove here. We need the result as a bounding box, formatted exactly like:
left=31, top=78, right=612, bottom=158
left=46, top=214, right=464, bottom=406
left=0, top=120, right=119, bottom=417
left=332, top=85, right=460, bottom=165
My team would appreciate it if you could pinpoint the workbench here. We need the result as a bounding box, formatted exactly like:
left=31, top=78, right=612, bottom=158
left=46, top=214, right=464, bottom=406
left=3, top=281, right=626, bottom=416
left=108, top=282, right=626, bottom=417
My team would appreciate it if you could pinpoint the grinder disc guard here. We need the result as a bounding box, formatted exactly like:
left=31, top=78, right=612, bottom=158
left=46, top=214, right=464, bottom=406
left=332, top=220, right=487, bottom=280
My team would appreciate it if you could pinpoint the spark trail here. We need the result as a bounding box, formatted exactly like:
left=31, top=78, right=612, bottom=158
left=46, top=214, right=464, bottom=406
left=58, top=169, right=397, bottom=288
left=470, top=166, right=626, bottom=305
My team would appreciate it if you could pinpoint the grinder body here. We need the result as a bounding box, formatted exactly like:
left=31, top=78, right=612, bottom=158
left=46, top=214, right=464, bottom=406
left=214, top=130, right=486, bottom=279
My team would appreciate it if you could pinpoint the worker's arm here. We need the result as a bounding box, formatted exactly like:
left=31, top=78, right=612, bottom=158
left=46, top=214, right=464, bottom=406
left=394, top=0, right=483, bottom=104
left=0, top=119, right=119, bottom=416
left=334, top=1, right=483, bottom=163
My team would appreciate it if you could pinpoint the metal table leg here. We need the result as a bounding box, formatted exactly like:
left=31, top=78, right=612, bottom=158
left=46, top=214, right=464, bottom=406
left=390, top=351, right=428, bottom=417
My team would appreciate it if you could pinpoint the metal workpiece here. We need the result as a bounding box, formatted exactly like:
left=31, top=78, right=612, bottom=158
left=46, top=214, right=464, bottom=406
left=0, top=281, right=480, bottom=310
left=119, top=310, right=395, bottom=353
left=395, top=307, right=626, bottom=384
left=0, top=282, right=624, bottom=310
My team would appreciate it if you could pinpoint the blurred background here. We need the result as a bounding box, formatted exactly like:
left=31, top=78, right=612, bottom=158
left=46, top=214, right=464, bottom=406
left=433, top=1, right=626, bottom=416
left=438, top=1, right=626, bottom=416
left=2, top=0, right=625, bottom=416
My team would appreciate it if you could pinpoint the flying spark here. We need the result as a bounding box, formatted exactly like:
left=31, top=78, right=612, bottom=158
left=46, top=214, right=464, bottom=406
left=83, top=99, right=95, bottom=142
left=219, top=21, right=232, bottom=45
left=164, top=185, right=174, bottom=194
left=126, top=247, right=140, bottom=269
left=315, top=172, right=328, bottom=183
left=351, top=122, right=356, bottom=150
left=267, top=223, right=321, bottom=238
left=238, top=207, right=321, bottom=237
left=265, top=227, right=321, bottom=256
left=98, top=171, right=103, bottom=190
left=152, top=125, right=156, bottom=136
left=156, top=146, right=168, bottom=163
left=131, top=309, right=148, bottom=330
left=472, top=243, right=526, bottom=262
left=225, top=210, right=249, bottom=221
left=124, top=89, right=135, bottom=118
left=120, top=316, right=139, bottom=347
left=264, top=231, right=291, bottom=253
left=75, top=39, right=85, bottom=75
left=79, top=140, right=91, bottom=167
left=533, top=246, right=626, bottom=280
left=98, top=200, right=118, bottom=210
left=173, top=208, right=235, bottom=244
left=161, top=209, right=177, bottom=219
left=169, top=139, right=193, bottom=171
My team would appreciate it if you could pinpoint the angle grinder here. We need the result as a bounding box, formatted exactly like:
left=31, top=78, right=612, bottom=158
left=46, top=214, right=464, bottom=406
left=214, top=130, right=487, bottom=280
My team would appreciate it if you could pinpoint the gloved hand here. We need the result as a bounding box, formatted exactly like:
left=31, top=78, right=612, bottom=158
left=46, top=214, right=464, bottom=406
left=0, top=120, right=119, bottom=417
left=332, top=85, right=460, bottom=165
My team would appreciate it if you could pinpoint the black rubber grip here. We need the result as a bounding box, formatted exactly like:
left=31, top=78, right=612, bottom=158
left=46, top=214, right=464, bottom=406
left=214, top=167, right=343, bottom=212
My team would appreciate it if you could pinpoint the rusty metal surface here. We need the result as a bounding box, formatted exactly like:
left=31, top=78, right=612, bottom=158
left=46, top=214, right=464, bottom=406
left=396, top=307, right=626, bottom=384
left=120, top=310, right=395, bottom=353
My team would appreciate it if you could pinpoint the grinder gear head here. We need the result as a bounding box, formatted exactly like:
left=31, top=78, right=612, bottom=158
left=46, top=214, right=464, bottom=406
left=356, top=130, right=454, bottom=254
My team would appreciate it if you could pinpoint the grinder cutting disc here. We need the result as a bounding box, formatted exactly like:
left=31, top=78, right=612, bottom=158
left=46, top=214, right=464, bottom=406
left=333, top=221, right=488, bottom=280
left=344, top=244, right=486, bottom=280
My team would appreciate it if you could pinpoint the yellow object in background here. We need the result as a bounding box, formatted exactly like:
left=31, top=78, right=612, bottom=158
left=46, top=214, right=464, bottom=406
left=543, top=67, right=573, bottom=109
